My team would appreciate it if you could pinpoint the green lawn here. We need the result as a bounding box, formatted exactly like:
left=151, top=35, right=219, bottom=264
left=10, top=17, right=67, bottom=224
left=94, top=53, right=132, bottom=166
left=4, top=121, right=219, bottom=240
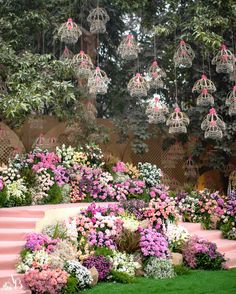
left=85, top=269, right=236, bottom=294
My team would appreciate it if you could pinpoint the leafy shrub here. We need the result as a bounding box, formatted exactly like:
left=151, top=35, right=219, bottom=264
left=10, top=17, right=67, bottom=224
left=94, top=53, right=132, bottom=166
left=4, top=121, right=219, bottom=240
left=62, top=276, right=79, bottom=294
left=94, top=247, right=114, bottom=257
left=173, top=264, right=190, bottom=276
left=145, top=258, right=176, bottom=279
left=110, top=270, right=136, bottom=284
left=46, top=183, right=62, bottom=204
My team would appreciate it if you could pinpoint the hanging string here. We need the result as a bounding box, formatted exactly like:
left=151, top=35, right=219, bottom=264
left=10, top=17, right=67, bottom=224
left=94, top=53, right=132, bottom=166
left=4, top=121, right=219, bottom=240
left=174, top=28, right=178, bottom=105
left=96, top=0, right=100, bottom=66
left=80, top=0, right=84, bottom=51
left=201, top=47, right=205, bottom=74
left=154, top=34, right=157, bottom=61
left=208, top=52, right=212, bottom=81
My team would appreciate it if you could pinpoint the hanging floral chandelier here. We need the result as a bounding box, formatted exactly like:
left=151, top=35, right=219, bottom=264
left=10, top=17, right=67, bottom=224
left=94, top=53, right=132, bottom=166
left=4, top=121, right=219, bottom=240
left=87, top=7, right=110, bottom=34
left=212, top=44, right=234, bottom=74
left=145, top=94, right=169, bottom=124
left=127, top=73, right=150, bottom=97
left=173, top=40, right=195, bottom=68
left=72, top=50, right=94, bottom=78
left=226, top=86, right=236, bottom=116
left=183, top=156, right=199, bottom=179
left=192, top=74, right=216, bottom=106
left=60, top=46, right=74, bottom=61
left=229, top=54, right=236, bottom=82
left=87, top=66, right=110, bottom=95
left=117, top=34, right=139, bottom=60
left=201, top=107, right=226, bottom=140
left=58, top=18, right=82, bottom=44
left=166, top=106, right=190, bottom=134
left=147, top=61, right=166, bottom=89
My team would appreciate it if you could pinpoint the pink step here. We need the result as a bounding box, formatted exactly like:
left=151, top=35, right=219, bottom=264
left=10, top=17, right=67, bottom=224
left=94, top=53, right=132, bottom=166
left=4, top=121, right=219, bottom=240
left=0, top=228, right=33, bottom=241
left=225, top=251, right=236, bottom=268
left=179, top=222, right=202, bottom=232
left=212, top=239, right=236, bottom=254
left=191, top=229, right=222, bottom=241
left=0, top=241, right=25, bottom=254
left=0, top=254, right=19, bottom=270
left=0, top=209, right=44, bottom=218
left=0, top=217, right=40, bottom=229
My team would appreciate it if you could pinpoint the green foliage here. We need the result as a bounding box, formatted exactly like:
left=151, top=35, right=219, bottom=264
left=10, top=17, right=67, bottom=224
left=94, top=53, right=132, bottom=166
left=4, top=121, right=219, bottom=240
left=196, top=253, right=226, bottom=270
left=62, top=276, right=79, bottom=294
left=0, top=187, right=32, bottom=207
left=174, top=264, right=190, bottom=276
left=20, top=248, right=31, bottom=260
left=94, top=247, right=114, bottom=257
left=0, top=187, right=9, bottom=207
left=45, top=183, right=62, bottom=204
left=220, top=220, right=234, bottom=238
left=21, top=167, right=37, bottom=188
left=110, top=270, right=136, bottom=284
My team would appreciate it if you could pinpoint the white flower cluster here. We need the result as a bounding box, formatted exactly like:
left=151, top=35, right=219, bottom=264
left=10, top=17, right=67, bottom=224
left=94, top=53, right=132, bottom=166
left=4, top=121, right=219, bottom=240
left=1, top=164, right=21, bottom=184
left=16, top=250, right=50, bottom=273
left=177, top=196, right=199, bottom=222
left=65, top=260, right=92, bottom=288
left=7, top=178, right=28, bottom=199
left=164, top=222, right=190, bottom=252
left=109, top=251, right=141, bottom=276
left=121, top=216, right=140, bottom=232
left=30, top=189, right=48, bottom=205
left=138, top=162, right=162, bottom=187
left=65, top=217, right=78, bottom=242
left=145, top=257, right=176, bottom=279
left=56, top=144, right=75, bottom=168
left=36, top=169, right=54, bottom=192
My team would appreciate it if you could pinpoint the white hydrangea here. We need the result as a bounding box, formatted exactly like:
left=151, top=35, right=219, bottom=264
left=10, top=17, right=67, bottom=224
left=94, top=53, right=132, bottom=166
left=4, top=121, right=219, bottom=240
left=16, top=250, right=50, bottom=273
left=7, top=179, right=28, bottom=199
left=138, top=162, right=162, bottom=187
left=164, top=222, right=190, bottom=252
left=65, top=260, right=92, bottom=288
left=121, top=216, right=140, bottom=232
left=56, top=144, right=76, bottom=168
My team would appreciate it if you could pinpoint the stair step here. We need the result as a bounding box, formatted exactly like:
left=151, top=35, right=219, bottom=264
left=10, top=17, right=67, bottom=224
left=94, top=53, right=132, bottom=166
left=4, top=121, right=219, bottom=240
left=0, top=270, right=29, bottom=293
left=191, top=229, right=222, bottom=241
left=0, top=229, right=33, bottom=241
left=0, top=209, right=44, bottom=218
left=225, top=251, right=236, bottom=268
left=211, top=239, right=236, bottom=254
left=179, top=222, right=202, bottom=232
left=0, top=241, right=25, bottom=254
left=0, top=254, right=19, bottom=270
left=0, top=217, right=40, bottom=229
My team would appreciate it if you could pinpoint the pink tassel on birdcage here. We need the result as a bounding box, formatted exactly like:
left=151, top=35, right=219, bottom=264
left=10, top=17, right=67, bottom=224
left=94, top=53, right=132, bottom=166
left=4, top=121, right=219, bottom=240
left=127, top=73, right=150, bottom=97
left=166, top=106, right=190, bottom=134
left=87, top=66, right=110, bottom=95
left=60, top=46, right=74, bottom=61
left=226, top=86, right=236, bottom=116
left=146, top=94, right=168, bottom=124
left=72, top=50, right=94, bottom=78
left=212, top=44, right=234, bottom=74
left=117, top=34, right=139, bottom=60
left=87, top=7, right=110, bottom=34
left=173, top=40, right=195, bottom=68
left=147, top=61, right=166, bottom=89
left=192, top=74, right=216, bottom=93
left=201, top=107, right=226, bottom=140
left=58, top=18, right=82, bottom=44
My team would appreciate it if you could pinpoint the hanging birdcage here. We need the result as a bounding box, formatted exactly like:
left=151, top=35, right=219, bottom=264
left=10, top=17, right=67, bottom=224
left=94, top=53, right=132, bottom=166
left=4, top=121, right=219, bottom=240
left=0, top=78, right=7, bottom=94
left=173, top=40, right=195, bottom=68
left=196, top=88, right=214, bottom=106
left=72, top=51, right=93, bottom=78
left=166, top=106, right=190, bottom=134
left=192, top=74, right=216, bottom=93
left=87, top=66, right=110, bottom=95
left=212, top=44, right=234, bottom=74
left=58, top=18, right=82, bottom=44
left=127, top=73, right=150, bottom=98
left=145, top=94, right=169, bottom=124
left=201, top=108, right=226, bottom=140
left=229, top=55, right=236, bottom=82
left=117, top=34, right=139, bottom=60
left=226, top=86, right=236, bottom=116
left=167, top=142, right=185, bottom=161
left=183, top=156, right=199, bottom=179
left=87, top=7, right=110, bottom=34
left=60, top=47, right=74, bottom=61
left=147, top=61, right=166, bottom=89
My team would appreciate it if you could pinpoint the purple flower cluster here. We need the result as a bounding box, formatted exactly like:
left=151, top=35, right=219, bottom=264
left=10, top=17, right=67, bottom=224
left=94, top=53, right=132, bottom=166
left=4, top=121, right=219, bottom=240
left=88, top=231, right=116, bottom=250
left=83, top=255, right=111, bottom=280
left=149, top=184, right=169, bottom=199
left=227, top=192, right=236, bottom=217
left=139, top=228, right=169, bottom=258
left=25, top=233, right=60, bottom=253
left=82, top=203, right=124, bottom=218
left=183, top=236, right=225, bottom=269
left=120, top=199, right=147, bottom=220
left=54, top=165, right=69, bottom=186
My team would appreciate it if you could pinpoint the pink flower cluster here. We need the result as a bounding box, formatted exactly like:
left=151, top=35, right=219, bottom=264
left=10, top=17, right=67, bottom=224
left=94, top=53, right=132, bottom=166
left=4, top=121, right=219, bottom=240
left=25, top=233, right=60, bottom=253
left=139, top=228, right=169, bottom=258
left=24, top=264, right=68, bottom=294
left=28, top=152, right=60, bottom=172
left=112, top=161, right=127, bottom=173
left=0, top=177, right=4, bottom=191
left=143, top=198, right=178, bottom=230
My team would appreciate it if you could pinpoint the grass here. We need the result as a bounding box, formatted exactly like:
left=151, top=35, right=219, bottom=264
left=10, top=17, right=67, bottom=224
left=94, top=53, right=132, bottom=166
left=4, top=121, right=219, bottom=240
left=84, top=269, right=236, bottom=294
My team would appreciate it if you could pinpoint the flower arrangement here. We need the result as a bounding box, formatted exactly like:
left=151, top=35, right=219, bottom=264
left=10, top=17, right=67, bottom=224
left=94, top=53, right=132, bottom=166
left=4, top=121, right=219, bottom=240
left=83, top=255, right=111, bottom=280
left=25, top=233, right=60, bottom=253
left=109, top=251, right=141, bottom=276
left=144, top=258, right=176, bottom=279
left=24, top=264, right=68, bottom=294
left=182, top=236, right=226, bottom=270
left=64, top=260, right=92, bottom=289
left=120, top=199, right=147, bottom=220
left=17, top=249, right=50, bottom=273
left=139, top=228, right=169, bottom=258
left=164, top=222, right=190, bottom=252
left=138, top=162, right=162, bottom=187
